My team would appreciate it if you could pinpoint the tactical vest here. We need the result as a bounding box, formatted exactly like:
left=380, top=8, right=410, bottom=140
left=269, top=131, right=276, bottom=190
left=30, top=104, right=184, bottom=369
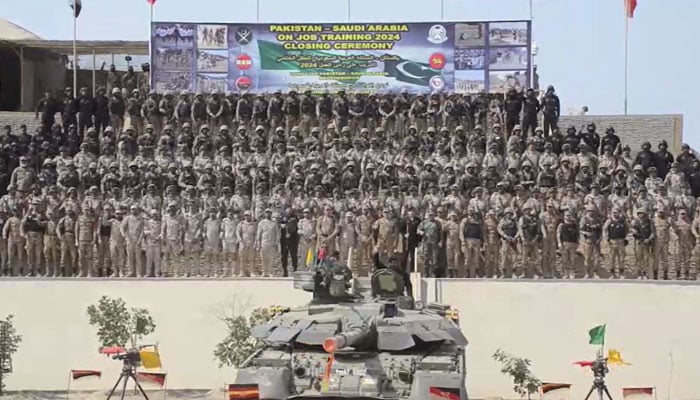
left=192, top=100, right=207, bottom=119
left=24, top=218, right=44, bottom=233
left=349, top=99, right=364, bottom=114
left=608, top=219, right=626, bottom=240
left=318, top=97, right=333, bottom=117
left=521, top=217, right=540, bottom=241
left=540, top=173, right=556, bottom=188
left=582, top=219, right=601, bottom=240
left=100, top=220, right=112, bottom=237
left=560, top=222, right=579, bottom=243
left=238, top=100, right=252, bottom=119
left=463, top=221, right=482, bottom=240
left=177, top=101, right=191, bottom=119
left=633, top=218, right=652, bottom=240
left=501, top=220, right=517, bottom=238
left=301, top=97, right=315, bottom=114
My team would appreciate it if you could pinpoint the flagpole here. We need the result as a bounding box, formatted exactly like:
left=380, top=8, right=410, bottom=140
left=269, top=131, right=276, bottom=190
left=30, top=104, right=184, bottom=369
left=256, top=0, right=260, bottom=22
left=441, top=0, right=445, bottom=20
left=347, top=0, right=350, bottom=21
left=72, top=11, right=77, bottom=98
left=624, top=0, right=629, bottom=115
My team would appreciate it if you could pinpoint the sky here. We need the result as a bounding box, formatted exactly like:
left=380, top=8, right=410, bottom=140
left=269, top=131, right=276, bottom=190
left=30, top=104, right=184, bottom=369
left=4, top=0, right=698, bottom=147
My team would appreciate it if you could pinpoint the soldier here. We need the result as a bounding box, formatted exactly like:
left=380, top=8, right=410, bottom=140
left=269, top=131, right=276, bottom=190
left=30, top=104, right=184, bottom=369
left=109, top=208, right=126, bottom=277
left=417, top=210, right=442, bottom=277
left=95, top=204, right=114, bottom=277
left=337, top=210, right=358, bottom=272
left=518, top=205, right=544, bottom=278
left=460, top=209, right=483, bottom=278
left=579, top=204, right=602, bottom=279
left=674, top=209, right=693, bottom=280
left=654, top=207, right=672, bottom=280
left=143, top=209, right=163, bottom=278
left=442, top=211, right=461, bottom=277
left=0, top=210, right=6, bottom=275
left=691, top=211, right=700, bottom=280
left=221, top=209, right=239, bottom=277
left=297, top=208, right=316, bottom=270
left=20, top=206, right=44, bottom=276
left=56, top=207, right=78, bottom=277
left=162, top=202, right=184, bottom=277
left=482, top=210, right=500, bottom=277
left=202, top=207, right=222, bottom=277
left=279, top=208, right=299, bottom=277
left=255, top=208, right=279, bottom=277
left=183, top=200, right=202, bottom=276
left=540, top=202, right=560, bottom=278
left=603, top=208, right=628, bottom=279
left=237, top=210, right=258, bottom=277
left=372, top=206, right=399, bottom=261
left=75, top=208, right=96, bottom=278
left=121, top=205, right=144, bottom=277
left=557, top=211, right=580, bottom=279
left=497, top=208, right=518, bottom=278
left=43, top=210, right=59, bottom=277
left=631, top=209, right=655, bottom=279
left=316, top=205, right=339, bottom=255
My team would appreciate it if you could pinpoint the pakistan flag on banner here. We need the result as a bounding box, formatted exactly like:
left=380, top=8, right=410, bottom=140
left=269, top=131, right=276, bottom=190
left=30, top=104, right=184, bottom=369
left=382, top=57, right=441, bottom=87
left=258, top=41, right=439, bottom=87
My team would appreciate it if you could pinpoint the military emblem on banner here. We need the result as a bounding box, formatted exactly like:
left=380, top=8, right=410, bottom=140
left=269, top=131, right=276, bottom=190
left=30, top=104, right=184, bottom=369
left=427, top=24, right=448, bottom=44
left=235, top=27, right=253, bottom=45
left=429, top=75, right=445, bottom=91
left=235, top=76, right=252, bottom=91
left=236, top=54, right=253, bottom=70
left=428, top=53, right=446, bottom=70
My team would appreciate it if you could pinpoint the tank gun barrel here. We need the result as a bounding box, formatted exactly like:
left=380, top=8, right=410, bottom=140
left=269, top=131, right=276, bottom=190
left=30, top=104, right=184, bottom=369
left=323, top=326, right=370, bottom=353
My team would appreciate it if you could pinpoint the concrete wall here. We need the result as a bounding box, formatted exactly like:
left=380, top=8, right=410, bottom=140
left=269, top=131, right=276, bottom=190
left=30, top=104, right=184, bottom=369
left=559, top=114, right=684, bottom=154
left=1, top=278, right=699, bottom=400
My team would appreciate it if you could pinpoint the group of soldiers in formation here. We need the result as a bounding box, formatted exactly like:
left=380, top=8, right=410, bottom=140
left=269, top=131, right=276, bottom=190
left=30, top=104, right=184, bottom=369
left=3, top=84, right=698, bottom=280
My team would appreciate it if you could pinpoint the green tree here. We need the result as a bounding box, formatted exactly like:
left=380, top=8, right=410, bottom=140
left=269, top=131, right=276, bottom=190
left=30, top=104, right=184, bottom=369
left=86, top=296, right=156, bottom=348
left=213, top=299, right=276, bottom=368
left=492, top=349, right=541, bottom=400
left=0, top=315, right=22, bottom=395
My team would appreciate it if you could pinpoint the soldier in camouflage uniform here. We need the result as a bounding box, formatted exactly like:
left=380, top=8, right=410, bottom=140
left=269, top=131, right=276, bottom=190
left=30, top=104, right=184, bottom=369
left=579, top=204, right=602, bottom=279
left=237, top=210, right=258, bottom=277
left=557, top=211, right=580, bottom=279
left=57, top=207, right=78, bottom=277
left=43, top=210, right=60, bottom=277
left=109, top=208, right=126, bottom=277
left=417, top=210, right=442, bottom=277
left=603, top=208, right=628, bottom=279
left=497, top=208, right=518, bottom=278
left=316, top=205, right=339, bottom=255
left=631, top=209, right=655, bottom=280
left=460, top=209, right=483, bottom=278
left=674, top=209, right=693, bottom=280
left=653, top=207, right=672, bottom=280
left=143, top=209, right=162, bottom=277
left=75, top=208, right=97, bottom=277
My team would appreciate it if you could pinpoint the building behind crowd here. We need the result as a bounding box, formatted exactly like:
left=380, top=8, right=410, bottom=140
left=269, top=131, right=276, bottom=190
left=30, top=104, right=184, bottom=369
left=0, top=18, right=146, bottom=112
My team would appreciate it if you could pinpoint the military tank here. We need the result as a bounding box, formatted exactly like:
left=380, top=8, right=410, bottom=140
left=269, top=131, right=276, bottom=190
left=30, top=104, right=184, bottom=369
left=230, top=259, right=468, bottom=399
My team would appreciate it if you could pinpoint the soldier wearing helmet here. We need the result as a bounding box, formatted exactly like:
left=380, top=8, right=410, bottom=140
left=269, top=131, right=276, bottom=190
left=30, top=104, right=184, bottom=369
left=174, top=89, right=192, bottom=127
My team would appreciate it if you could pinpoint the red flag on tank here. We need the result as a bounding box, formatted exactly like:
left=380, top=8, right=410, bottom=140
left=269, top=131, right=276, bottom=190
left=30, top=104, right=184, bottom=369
left=429, top=387, right=460, bottom=400
left=137, top=372, right=166, bottom=387
left=228, top=384, right=259, bottom=400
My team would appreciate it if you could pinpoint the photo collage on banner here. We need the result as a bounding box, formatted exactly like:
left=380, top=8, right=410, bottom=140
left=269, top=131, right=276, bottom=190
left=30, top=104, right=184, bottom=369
left=151, top=20, right=530, bottom=94
left=152, top=23, right=196, bottom=93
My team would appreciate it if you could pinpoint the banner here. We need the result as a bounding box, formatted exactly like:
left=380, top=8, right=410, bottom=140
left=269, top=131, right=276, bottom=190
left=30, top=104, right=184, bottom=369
left=151, top=20, right=531, bottom=94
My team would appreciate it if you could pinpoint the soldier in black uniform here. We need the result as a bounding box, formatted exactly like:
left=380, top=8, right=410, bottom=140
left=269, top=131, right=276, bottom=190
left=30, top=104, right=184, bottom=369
left=279, top=207, right=299, bottom=277
left=541, top=85, right=560, bottom=136
left=76, top=87, right=95, bottom=136
left=316, top=90, right=333, bottom=136
left=252, top=93, right=268, bottom=129
left=348, top=92, right=366, bottom=132
left=600, top=127, right=620, bottom=155
left=62, top=87, right=79, bottom=134
left=35, top=91, right=59, bottom=132
left=236, top=92, right=253, bottom=132
left=94, top=87, right=110, bottom=133
left=332, top=90, right=349, bottom=133
left=174, top=90, right=192, bottom=128
left=521, top=88, right=540, bottom=137
left=297, top=90, right=315, bottom=135
left=267, top=90, right=285, bottom=133
left=504, top=88, right=523, bottom=134
left=284, top=90, right=301, bottom=133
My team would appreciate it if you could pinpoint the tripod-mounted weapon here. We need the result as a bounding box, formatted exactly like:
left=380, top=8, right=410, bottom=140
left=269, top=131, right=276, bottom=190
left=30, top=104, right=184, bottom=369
left=100, top=346, right=150, bottom=400
left=584, top=353, right=614, bottom=400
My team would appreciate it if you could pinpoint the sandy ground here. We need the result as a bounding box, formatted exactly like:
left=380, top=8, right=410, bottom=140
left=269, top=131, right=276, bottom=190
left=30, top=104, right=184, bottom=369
left=2, top=390, right=223, bottom=400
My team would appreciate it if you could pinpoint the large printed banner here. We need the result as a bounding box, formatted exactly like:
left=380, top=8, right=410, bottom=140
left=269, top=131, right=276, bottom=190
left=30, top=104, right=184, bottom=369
left=151, top=20, right=531, bottom=94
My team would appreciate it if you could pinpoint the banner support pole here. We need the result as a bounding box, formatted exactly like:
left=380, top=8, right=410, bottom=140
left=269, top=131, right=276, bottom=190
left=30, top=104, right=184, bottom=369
left=624, top=0, right=629, bottom=115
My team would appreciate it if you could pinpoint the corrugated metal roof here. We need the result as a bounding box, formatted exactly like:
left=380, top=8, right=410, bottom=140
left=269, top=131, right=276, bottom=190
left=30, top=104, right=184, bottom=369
left=0, top=19, right=42, bottom=41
